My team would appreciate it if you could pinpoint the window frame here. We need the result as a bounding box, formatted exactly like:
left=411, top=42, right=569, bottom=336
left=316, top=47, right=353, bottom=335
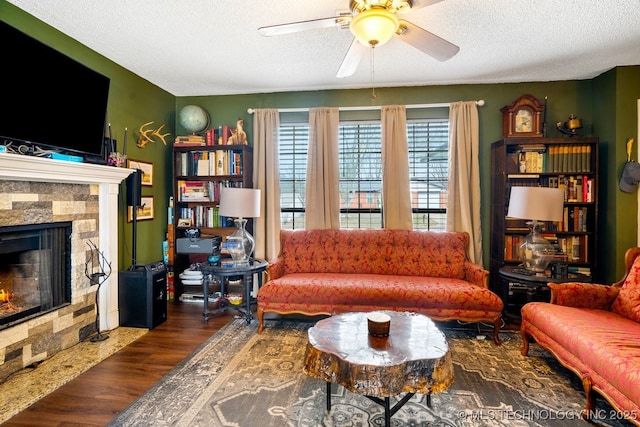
left=278, top=116, right=449, bottom=231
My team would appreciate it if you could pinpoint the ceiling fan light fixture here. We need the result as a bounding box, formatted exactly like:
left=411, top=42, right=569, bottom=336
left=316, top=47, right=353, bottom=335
left=350, top=7, right=400, bottom=47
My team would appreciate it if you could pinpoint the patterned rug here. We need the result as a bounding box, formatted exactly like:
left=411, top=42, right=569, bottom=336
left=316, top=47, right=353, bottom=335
left=109, top=318, right=633, bottom=427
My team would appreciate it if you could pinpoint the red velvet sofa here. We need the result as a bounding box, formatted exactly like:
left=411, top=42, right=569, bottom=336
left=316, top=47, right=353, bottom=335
left=521, top=247, right=640, bottom=426
left=257, top=229, right=504, bottom=344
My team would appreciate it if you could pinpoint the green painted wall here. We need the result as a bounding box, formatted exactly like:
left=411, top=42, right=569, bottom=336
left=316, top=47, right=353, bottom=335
left=178, top=80, right=604, bottom=276
left=4, top=0, right=639, bottom=284
left=1, top=2, right=176, bottom=271
left=593, top=67, right=640, bottom=281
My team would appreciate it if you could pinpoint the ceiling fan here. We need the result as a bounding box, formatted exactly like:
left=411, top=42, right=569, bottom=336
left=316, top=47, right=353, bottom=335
left=258, top=0, right=459, bottom=78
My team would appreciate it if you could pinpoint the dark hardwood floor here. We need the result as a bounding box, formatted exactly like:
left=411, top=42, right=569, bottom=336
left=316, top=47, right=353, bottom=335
left=2, top=300, right=520, bottom=427
left=2, top=302, right=236, bottom=427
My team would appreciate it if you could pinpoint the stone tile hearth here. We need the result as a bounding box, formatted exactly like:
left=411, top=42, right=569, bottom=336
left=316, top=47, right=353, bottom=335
left=0, top=326, right=147, bottom=424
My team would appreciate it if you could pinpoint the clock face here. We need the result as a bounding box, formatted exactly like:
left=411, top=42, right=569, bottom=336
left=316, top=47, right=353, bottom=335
left=515, top=109, right=533, bottom=133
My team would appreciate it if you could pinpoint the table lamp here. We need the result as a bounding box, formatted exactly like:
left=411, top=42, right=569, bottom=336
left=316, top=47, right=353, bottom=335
left=507, top=186, right=564, bottom=274
left=218, top=187, right=261, bottom=262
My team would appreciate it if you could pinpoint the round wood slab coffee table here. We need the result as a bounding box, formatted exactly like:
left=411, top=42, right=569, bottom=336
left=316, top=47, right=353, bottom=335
left=303, top=311, right=454, bottom=427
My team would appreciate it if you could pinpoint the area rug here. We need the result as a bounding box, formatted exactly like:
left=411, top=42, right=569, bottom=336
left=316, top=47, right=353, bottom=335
left=109, top=319, right=633, bottom=427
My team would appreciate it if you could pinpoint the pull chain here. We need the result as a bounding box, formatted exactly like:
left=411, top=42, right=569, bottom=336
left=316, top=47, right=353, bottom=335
left=370, top=43, right=377, bottom=100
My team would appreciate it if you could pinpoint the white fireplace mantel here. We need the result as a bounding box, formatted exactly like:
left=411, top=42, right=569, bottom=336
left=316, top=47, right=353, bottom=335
left=0, top=152, right=134, bottom=330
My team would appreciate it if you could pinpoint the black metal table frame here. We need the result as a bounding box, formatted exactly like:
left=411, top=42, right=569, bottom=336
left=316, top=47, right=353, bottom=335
left=324, top=382, right=430, bottom=427
left=198, top=258, right=267, bottom=324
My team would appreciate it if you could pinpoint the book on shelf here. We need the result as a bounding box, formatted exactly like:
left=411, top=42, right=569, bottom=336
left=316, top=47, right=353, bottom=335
left=568, top=266, right=592, bottom=276
left=205, top=128, right=218, bottom=146
left=174, top=135, right=206, bottom=146
left=547, top=144, right=593, bottom=173
left=177, top=180, right=212, bottom=202
left=556, top=235, right=588, bottom=262
left=219, top=125, right=231, bottom=145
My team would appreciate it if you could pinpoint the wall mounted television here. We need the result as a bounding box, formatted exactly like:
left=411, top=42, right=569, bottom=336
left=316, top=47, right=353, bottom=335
left=0, top=20, right=110, bottom=164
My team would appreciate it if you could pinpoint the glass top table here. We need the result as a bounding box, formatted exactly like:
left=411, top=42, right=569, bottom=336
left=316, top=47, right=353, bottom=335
left=196, top=258, right=268, bottom=324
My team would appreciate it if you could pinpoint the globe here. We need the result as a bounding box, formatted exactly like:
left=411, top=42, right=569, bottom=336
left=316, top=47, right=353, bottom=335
left=178, top=105, right=210, bottom=134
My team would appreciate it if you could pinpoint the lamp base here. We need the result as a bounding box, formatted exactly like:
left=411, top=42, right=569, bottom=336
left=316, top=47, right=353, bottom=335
left=227, top=218, right=254, bottom=262
left=519, top=221, right=555, bottom=274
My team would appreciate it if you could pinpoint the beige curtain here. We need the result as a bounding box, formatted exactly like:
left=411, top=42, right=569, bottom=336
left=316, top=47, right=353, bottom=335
left=252, top=109, right=281, bottom=262
left=381, top=105, right=413, bottom=229
left=447, top=101, right=482, bottom=264
left=305, top=107, right=340, bottom=229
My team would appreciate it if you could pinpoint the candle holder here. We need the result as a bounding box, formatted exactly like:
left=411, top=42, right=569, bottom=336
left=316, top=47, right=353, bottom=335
left=367, top=311, right=391, bottom=337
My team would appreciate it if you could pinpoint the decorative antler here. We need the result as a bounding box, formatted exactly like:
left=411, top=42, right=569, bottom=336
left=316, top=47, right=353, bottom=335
left=137, top=121, right=170, bottom=148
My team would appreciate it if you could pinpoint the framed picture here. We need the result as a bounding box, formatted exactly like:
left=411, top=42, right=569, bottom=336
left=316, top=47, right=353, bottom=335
left=128, top=196, right=154, bottom=222
left=177, top=218, right=193, bottom=227
left=127, top=159, right=153, bottom=186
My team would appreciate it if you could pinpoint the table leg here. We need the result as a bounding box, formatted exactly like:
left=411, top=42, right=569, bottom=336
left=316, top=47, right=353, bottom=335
left=366, top=392, right=415, bottom=427
left=243, top=273, right=252, bottom=324
left=326, top=381, right=331, bottom=411
left=202, top=276, right=209, bottom=322
left=384, top=397, right=391, bottom=426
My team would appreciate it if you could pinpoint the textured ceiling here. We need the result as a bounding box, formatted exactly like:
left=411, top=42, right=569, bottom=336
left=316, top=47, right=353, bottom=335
left=6, top=0, right=640, bottom=96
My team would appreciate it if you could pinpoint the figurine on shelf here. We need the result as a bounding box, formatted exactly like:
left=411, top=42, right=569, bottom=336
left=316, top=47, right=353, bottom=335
left=228, top=118, right=247, bottom=145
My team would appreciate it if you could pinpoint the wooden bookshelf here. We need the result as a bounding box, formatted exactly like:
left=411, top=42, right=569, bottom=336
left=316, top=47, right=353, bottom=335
left=489, top=137, right=599, bottom=296
left=170, top=144, right=253, bottom=298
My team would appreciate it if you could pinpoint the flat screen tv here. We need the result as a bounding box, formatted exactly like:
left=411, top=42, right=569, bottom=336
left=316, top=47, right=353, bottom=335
left=0, top=20, right=110, bottom=164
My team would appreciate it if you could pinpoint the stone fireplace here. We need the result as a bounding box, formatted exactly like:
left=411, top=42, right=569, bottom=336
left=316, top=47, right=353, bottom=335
left=0, top=153, right=132, bottom=382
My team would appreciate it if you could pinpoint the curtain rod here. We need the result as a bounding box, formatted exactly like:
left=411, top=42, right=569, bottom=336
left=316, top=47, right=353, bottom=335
left=247, top=100, right=484, bottom=115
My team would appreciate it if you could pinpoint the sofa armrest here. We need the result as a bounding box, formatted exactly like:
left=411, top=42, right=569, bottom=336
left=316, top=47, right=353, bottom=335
left=463, top=261, right=489, bottom=288
left=266, top=258, right=285, bottom=281
left=549, top=282, right=620, bottom=309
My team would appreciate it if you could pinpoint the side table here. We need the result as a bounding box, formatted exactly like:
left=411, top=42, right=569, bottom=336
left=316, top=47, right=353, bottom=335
left=499, top=265, right=591, bottom=317
left=199, top=259, right=268, bottom=324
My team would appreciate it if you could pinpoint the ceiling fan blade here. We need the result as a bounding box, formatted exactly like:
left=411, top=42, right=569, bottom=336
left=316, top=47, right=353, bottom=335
left=336, top=38, right=368, bottom=78
left=396, top=19, right=459, bottom=61
left=258, top=16, right=347, bottom=36
left=408, top=0, right=445, bottom=11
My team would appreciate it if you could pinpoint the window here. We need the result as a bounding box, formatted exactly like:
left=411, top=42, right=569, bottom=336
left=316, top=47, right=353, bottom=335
left=279, top=124, right=308, bottom=230
left=339, top=122, right=382, bottom=229
left=407, top=120, right=449, bottom=231
left=278, top=118, right=449, bottom=230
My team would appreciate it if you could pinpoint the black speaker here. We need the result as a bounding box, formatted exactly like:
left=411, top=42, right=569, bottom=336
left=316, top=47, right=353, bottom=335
left=126, top=169, right=142, bottom=207
left=118, top=262, right=167, bottom=329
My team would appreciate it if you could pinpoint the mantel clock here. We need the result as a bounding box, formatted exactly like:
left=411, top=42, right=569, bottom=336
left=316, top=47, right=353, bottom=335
left=501, top=94, right=545, bottom=138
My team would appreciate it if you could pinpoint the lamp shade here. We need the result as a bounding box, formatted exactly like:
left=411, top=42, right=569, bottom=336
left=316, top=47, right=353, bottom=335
left=507, top=186, right=564, bottom=222
left=218, top=187, right=261, bottom=219
left=350, top=7, right=399, bottom=47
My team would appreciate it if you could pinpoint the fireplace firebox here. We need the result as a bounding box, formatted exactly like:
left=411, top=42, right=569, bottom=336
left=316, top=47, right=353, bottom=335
left=0, top=222, right=71, bottom=329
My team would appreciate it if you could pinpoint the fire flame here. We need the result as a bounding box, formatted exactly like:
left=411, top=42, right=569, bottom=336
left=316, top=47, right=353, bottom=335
left=0, top=289, right=15, bottom=303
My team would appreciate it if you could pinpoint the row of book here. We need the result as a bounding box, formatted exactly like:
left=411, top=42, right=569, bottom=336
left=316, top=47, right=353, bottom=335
left=508, top=175, right=594, bottom=203
left=205, top=126, right=235, bottom=146
left=176, top=180, right=243, bottom=203
left=175, top=150, right=243, bottom=177
left=177, top=206, right=232, bottom=228
left=508, top=144, right=592, bottom=174
left=174, top=134, right=206, bottom=146
left=548, top=175, right=594, bottom=203
left=173, top=125, right=240, bottom=147
left=506, top=206, right=589, bottom=233
left=504, top=234, right=589, bottom=263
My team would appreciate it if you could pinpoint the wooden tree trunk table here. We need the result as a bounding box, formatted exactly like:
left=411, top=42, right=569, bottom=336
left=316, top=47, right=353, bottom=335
left=303, top=311, right=454, bottom=427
